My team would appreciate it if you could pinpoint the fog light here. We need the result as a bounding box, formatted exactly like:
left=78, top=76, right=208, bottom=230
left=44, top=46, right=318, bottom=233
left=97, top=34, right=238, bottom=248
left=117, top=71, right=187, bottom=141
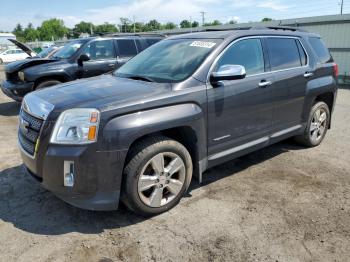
left=64, top=161, right=74, bottom=187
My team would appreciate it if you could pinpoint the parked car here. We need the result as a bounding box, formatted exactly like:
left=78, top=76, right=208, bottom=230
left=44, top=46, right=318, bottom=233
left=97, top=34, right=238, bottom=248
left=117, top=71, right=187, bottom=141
left=18, top=27, right=337, bottom=216
left=0, top=49, right=30, bottom=64
left=1, top=34, right=164, bottom=101
left=36, top=45, right=63, bottom=59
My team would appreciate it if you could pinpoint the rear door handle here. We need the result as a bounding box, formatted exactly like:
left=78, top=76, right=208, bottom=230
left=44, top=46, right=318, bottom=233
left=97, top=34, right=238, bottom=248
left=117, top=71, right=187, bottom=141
left=304, top=72, right=314, bottom=78
left=259, top=80, right=272, bottom=88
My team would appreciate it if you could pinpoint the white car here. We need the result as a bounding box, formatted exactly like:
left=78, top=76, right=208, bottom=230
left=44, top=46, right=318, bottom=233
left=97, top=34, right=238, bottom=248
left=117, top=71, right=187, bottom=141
left=0, top=49, right=30, bottom=64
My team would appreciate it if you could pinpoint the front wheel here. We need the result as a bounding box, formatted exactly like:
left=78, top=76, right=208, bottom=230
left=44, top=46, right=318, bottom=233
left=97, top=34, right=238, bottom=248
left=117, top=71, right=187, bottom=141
left=295, top=101, right=330, bottom=147
left=122, top=136, right=193, bottom=217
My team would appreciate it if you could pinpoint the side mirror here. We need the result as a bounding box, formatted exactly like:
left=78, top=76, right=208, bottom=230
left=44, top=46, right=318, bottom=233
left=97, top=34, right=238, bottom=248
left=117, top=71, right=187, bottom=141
left=210, top=65, right=246, bottom=85
left=77, top=54, right=90, bottom=65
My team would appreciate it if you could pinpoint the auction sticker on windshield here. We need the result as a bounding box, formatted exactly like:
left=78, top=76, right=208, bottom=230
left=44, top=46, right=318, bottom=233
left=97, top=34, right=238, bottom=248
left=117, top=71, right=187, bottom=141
left=190, top=41, right=216, bottom=48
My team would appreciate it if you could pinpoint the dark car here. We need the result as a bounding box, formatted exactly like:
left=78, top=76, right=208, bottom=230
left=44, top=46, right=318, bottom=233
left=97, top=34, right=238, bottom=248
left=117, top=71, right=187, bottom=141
left=18, top=27, right=338, bottom=216
left=1, top=34, right=164, bottom=101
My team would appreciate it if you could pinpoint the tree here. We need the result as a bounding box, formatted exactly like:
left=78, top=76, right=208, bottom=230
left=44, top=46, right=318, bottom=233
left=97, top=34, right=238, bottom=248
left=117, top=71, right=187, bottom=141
left=38, top=19, right=68, bottom=41
left=13, top=23, right=24, bottom=41
left=94, top=23, right=119, bottom=34
left=228, top=20, right=237, bottom=24
left=180, top=20, right=191, bottom=28
left=73, top=21, right=94, bottom=37
left=211, top=20, right=222, bottom=26
left=119, top=18, right=132, bottom=33
left=262, top=18, right=273, bottom=22
left=192, top=21, right=199, bottom=28
left=163, top=22, right=177, bottom=30
left=145, top=19, right=161, bottom=31
left=24, top=23, right=39, bottom=41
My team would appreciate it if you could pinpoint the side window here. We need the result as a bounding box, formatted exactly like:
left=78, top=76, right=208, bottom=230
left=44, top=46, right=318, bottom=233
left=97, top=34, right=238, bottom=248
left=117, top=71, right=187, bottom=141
left=135, top=39, right=143, bottom=52
left=117, top=39, right=138, bottom=58
left=216, top=38, right=265, bottom=76
left=296, top=40, right=307, bottom=66
left=266, top=38, right=301, bottom=71
left=309, top=37, right=331, bottom=63
left=146, top=38, right=161, bottom=47
left=83, top=40, right=115, bottom=60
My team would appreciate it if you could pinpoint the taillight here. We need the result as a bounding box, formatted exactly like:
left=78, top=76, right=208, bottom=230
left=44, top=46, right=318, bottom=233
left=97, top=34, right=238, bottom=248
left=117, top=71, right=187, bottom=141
left=333, top=63, right=339, bottom=78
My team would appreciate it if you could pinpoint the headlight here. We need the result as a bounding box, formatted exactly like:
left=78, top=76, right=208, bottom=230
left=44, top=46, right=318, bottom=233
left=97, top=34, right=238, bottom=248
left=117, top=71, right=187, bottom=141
left=50, top=108, right=100, bottom=144
left=18, top=71, right=25, bottom=81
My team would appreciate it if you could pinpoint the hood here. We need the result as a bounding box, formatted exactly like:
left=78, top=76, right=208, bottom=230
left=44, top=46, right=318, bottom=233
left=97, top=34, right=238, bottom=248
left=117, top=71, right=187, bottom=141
left=5, top=58, right=59, bottom=73
left=30, top=74, right=171, bottom=112
left=8, top=39, right=36, bottom=57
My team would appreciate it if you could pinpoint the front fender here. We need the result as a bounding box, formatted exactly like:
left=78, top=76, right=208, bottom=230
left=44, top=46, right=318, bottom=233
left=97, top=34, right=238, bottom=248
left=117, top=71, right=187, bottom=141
left=101, top=103, right=207, bottom=159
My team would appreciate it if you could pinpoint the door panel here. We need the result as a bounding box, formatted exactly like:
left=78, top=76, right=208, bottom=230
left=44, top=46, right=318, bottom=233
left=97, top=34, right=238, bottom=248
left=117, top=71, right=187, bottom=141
left=81, top=40, right=118, bottom=78
left=265, top=37, right=309, bottom=131
left=207, top=38, right=274, bottom=158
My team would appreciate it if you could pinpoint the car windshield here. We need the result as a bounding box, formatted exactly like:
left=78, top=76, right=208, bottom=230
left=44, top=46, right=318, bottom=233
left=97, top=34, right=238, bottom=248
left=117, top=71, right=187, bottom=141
left=37, top=46, right=55, bottom=58
left=115, top=39, right=222, bottom=83
left=52, top=40, right=86, bottom=59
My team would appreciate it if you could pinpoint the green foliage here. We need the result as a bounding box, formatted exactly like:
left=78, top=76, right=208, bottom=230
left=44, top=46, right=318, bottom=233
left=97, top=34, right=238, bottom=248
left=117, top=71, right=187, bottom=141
left=203, top=20, right=223, bottom=27
left=145, top=20, right=161, bottom=31
left=180, top=20, right=191, bottom=28
left=38, top=19, right=69, bottom=41
left=262, top=18, right=273, bottom=22
left=163, top=22, right=177, bottom=30
left=228, top=20, right=237, bottom=24
left=94, top=22, right=119, bottom=34
left=12, top=23, right=25, bottom=41
left=73, top=21, right=94, bottom=38
left=192, top=21, right=199, bottom=28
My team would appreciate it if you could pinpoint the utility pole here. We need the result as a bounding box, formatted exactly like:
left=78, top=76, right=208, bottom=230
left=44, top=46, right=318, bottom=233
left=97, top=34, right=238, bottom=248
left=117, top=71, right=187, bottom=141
left=340, top=0, right=344, bottom=14
left=200, top=11, right=206, bottom=26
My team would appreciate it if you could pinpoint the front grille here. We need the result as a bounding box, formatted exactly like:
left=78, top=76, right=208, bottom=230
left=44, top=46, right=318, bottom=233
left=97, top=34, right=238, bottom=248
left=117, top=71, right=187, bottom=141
left=18, top=109, right=44, bottom=156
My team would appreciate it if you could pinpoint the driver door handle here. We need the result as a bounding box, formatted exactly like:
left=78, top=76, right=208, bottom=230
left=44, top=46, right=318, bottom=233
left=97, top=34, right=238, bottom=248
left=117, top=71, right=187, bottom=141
left=304, top=72, right=314, bottom=78
left=259, top=80, right=272, bottom=88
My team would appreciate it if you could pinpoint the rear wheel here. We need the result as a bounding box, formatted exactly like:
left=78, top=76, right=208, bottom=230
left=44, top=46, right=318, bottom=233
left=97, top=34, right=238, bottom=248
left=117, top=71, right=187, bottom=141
left=295, top=101, right=330, bottom=147
left=122, top=136, right=193, bottom=217
left=36, top=80, right=61, bottom=90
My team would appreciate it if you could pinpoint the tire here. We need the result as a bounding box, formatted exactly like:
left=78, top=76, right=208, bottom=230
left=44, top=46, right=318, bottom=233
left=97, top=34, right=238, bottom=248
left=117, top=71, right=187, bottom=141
left=122, top=136, right=193, bottom=217
left=36, top=80, right=61, bottom=90
left=295, top=101, right=330, bottom=147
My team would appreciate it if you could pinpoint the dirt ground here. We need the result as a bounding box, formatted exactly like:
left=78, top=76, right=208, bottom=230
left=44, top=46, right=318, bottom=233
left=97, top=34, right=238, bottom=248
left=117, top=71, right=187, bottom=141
left=0, top=64, right=349, bottom=262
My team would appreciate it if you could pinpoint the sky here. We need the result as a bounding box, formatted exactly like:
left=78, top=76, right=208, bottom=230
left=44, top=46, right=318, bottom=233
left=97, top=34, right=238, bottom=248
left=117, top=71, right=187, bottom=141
left=0, top=0, right=348, bottom=31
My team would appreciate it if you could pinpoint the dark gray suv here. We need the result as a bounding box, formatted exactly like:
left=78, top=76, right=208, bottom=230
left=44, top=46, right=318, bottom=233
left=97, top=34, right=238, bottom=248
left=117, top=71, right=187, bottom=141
left=18, top=27, right=338, bottom=216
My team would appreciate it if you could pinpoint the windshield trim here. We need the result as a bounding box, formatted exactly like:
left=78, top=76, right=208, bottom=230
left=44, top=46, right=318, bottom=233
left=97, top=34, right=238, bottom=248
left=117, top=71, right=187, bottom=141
left=52, top=39, right=88, bottom=60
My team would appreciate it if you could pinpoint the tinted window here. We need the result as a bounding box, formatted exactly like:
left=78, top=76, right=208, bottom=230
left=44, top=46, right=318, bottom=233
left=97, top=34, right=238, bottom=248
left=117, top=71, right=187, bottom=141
left=146, top=38, right=161, bottom=47
left=53, top=40, right=86, bottom=59
left=116, top=39, right=221, bottom=83
left=309, top=37, right=331, bottom=63
left=117, top=39, right=137, bottom=57
left=296, top=40, right=307, bottom=66
left=83, top=40, right=115, bottom=60
left=217, top=38, right=265, bottom=76
left=267, top=38, right=301, bottom=70
left=135, top=40, right=143, bottom=52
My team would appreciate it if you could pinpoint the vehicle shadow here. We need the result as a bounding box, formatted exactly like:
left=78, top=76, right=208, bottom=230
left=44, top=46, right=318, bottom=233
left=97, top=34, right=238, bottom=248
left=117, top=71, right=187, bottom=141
left=0, top=101, right=20, bottom=116
left=0, top=140, right=305, bottom=236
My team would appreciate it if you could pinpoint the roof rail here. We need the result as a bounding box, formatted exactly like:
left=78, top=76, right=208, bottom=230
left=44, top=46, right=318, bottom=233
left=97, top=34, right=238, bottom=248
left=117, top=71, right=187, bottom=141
left=251, top=25, right=307, bottom=32
left=94, top=32, right=166, bottom=38
left=203, top=25, right=307, bottom=33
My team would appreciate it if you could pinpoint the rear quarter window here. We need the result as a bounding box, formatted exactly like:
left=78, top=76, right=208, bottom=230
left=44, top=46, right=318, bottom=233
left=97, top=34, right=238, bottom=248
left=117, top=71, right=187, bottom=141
left=309, top=37, right=332, bottom=63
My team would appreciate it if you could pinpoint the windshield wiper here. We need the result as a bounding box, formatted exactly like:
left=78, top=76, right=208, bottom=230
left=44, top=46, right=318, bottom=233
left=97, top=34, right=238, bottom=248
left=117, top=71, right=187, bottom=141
left=125, top=75, right=155, bottom=82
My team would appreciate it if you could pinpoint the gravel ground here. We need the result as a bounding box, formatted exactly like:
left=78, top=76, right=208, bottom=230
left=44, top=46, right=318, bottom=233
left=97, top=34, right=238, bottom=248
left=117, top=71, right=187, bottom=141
left=0, top=65, right=349, bottom=262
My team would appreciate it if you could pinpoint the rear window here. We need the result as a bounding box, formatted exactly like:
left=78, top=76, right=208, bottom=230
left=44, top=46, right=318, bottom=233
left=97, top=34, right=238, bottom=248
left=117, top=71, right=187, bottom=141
left=266, top=38, right=302, bottom=71
left=117, top=39, right=138, bottom=57
left=309, top=37, right=331, bottom=63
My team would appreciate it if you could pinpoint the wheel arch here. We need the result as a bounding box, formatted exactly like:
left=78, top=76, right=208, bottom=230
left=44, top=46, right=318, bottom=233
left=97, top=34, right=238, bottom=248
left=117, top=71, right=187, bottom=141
left=34, top=74, right=71, bottom=89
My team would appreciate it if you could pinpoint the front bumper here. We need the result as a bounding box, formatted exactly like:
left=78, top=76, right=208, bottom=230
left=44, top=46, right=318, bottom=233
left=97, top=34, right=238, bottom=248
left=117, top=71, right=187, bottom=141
left=20, top=143, right=128, bottom=211
left=1, top=80, right=34, bottom=101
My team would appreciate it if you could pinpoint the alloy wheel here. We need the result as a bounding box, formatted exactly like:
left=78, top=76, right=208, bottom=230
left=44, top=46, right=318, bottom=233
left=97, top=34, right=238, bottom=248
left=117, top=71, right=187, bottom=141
left=309, top=108, right=327, bottom=142
left=137, top=152, right=186, bottom=208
